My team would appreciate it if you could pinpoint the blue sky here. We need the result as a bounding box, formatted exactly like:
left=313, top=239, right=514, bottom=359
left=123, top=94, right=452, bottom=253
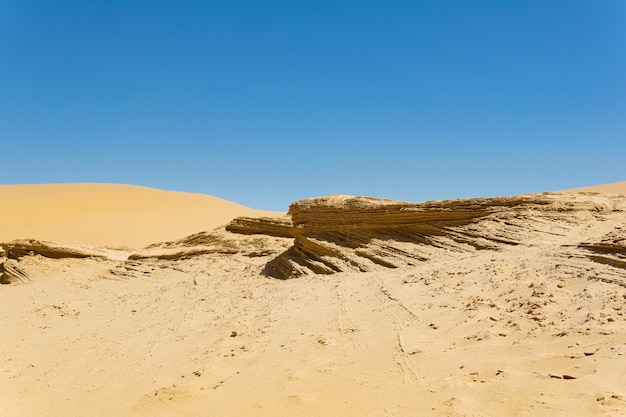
left=1, top=1, right=625, bottom=210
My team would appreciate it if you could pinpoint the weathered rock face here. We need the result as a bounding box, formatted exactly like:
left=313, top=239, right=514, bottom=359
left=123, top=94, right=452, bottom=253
left=225, top=216, right=293, bottom=238
left=259, top=194, right=622, bottom=279
left=1, top=239, right=128, bottom=261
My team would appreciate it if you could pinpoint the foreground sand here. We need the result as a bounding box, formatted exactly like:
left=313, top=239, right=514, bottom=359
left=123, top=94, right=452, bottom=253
left=1, top=182, right=625, bottom=416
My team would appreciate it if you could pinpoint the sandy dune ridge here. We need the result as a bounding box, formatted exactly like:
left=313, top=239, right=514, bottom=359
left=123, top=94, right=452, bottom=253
left=563, top=180, right=626, bottom=195
left=0, top=183, right=282, bottom=248
left=1, top=182, right=625, bottom=416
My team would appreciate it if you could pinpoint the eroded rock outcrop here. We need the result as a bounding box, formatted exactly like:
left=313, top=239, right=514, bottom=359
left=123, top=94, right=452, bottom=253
left=1, top=239, right=128, bottom=261
left=4, top=193, right=624, bottom=285
left=225, top=216, right=293, bottom=238
left=260, top=194, right=620, bottom=279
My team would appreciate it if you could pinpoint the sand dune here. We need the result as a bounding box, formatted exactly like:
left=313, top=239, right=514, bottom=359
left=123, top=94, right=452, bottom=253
left=0, top=184, right=281, bottom=248
left=562, top=180, right=626, bottom=194
left=1, top=182, right=625, bottom=416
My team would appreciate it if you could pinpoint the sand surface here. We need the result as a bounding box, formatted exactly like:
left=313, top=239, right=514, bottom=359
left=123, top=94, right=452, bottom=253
left=1, top=182, right=625, bottom=416
left=0, top=184, right=282, bottom=248
left=562, top=180, right=626, bottom=195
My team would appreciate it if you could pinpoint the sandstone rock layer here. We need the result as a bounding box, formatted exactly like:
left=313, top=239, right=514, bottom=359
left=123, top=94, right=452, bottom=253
left=254, top=194, right=624, bottom=279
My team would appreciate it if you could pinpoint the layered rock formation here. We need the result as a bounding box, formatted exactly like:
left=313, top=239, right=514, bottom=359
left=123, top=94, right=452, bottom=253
left=251, top=194, right=624, bottom=279
left=225, top=216, right=293, bottom=238
left=1, top=239, right=128, bottom=261
left=2, top=192, right=624, bottom=284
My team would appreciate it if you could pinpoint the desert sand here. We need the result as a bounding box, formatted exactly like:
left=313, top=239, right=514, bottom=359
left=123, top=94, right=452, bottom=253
left=0, top=183, right=282, bottom=248
left=562, top=180, right=626, bottom=195
left=1, top=182, right=625, bottom=416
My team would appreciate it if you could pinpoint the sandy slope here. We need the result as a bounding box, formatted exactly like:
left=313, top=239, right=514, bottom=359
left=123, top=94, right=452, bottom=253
left=0, top=184, right=281, bottom=248
left=562, top=180, right=626, bottom=194
left=1, top=183, right=626, bottom=417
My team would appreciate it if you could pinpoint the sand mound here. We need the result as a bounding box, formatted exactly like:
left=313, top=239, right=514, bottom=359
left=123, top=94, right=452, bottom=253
left=562, top=180, right=626, bottom=195
left=0, top=184, right=281, bottom=248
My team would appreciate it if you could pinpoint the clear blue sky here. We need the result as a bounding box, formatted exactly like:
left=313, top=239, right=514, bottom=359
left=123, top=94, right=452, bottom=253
left=1, top=1, right=624, bottom=210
